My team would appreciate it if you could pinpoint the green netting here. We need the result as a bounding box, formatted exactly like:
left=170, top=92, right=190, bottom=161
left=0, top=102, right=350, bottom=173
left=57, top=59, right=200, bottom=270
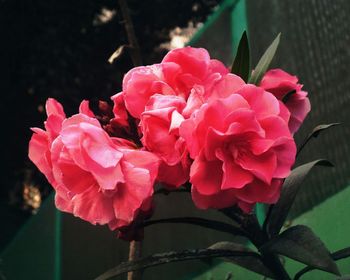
left=0, top=194, right=60, bottom=280
left=190, top=0, right=350, bottom=217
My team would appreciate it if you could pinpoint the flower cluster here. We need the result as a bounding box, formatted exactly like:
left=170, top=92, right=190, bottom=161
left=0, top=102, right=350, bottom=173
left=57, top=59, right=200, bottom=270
left=29, top=47, right=310, bottom=234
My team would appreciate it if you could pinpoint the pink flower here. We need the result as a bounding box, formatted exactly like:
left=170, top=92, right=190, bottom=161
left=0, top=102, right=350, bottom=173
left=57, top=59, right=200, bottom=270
left=180, top=84, right=296, bottom=212
left=121, top=47, right=228, bottom=186
left=122, top=63, right=177, bottom=118
left=140, top=94, right=190, bottom=187
left=122, top=47, right=228, bottom=119
left=161, top=47, right=228, bottom=98
left=29, top=99, right=159, bottom=231
left=260, top=69, right=311, bottom=134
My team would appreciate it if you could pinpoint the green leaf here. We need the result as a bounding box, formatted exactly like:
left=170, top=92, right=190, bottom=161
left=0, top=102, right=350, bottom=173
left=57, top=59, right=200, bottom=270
left=261, top=225, right=340, bottom=276
left=297, top=123, right=341, bottom=156
left=294, top=247, right=350, bottom=280
left=231, top=31, right=251, bottom=82
left=209, top=242, right=274, bottom=278
left=248, top=33, right=281, bottom=85
left=265, top=160, right=333, bottom=236
left=94, top=248, right=260, bottom=280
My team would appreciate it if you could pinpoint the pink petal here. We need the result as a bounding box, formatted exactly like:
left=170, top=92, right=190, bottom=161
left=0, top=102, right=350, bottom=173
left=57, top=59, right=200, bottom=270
left=215, top=149, right=254, bottom=189
left=157, top=160, right=190, bottom=188
left=70, top=184, right=115, bottom=225
left=208, top=59, right=229, bottom=75
left=236, top=179, right=282, bottom=204
left=162, top=47, right=210, bottom=79
left=45, top=98, right=66, bottom=118
left=191, top=187, right=238, bottom=209
left=237, top=85, right=280, bottom=119
left=145, top=94, right=186, bottom=112
left=190, top=155, right=222, bottom=195
left=169, top=110, right=185, bottom=133
left=236, top=150, right=277, bottom=184
left=79, top=100, right=95, bottom=117
left=271, top=138, right=296, bottom=178
left=112, top=161, right=154, bottom=227
left=182, top=85, right=205, bottom=118
left=122, top=149, right=160, bottom=181
left=28, top=130, right=54, bottom=184
left=209, top=74, right=245, bottom=99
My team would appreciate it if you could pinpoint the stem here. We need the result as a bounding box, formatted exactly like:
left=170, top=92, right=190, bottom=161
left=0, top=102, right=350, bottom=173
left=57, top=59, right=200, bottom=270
left=221, top=208, right=290, bottom=279
left=154, top=187, right=190, bottom=195
left=118, top=0, right=142, bottom=66
left=260, top=253, right=290, bottom=280
left=142, top=217, right=247, bottom=237
left=95, top=249, right=262, bottom=280
left=118, top=1, right=143, bottom=277
left=127, top=241, right=142, bottom=280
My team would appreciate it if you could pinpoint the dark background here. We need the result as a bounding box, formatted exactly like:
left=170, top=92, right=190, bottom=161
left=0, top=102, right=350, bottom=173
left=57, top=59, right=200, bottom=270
left=0, top=0, right=220, bottom=251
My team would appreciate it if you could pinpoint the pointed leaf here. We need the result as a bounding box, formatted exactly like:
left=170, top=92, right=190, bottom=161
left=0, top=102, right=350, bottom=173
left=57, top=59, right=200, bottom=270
left=261, top=225, right=340, bottom=276
left=94, top=248, right=260, bottom=280
left=265, top=160, right=333, bottom=236
left=297, top=123, right=341, bottom=155
left=231, top=31, right=251, bottom=82
left=294, top=247, right=350, bottom=280
left=209, top=242, right=274, bottom=278
left=248, top=33, right=281, bottom=85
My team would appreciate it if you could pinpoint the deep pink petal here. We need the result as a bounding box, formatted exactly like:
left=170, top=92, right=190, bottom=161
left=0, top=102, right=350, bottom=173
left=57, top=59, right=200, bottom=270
left=221, top=158, right=254, bottom=190
left=236, top=179, right=282, bottom=204
left=190, top=155, right=222, bottom=195
left=191, top=187, right=238, bottom=209
left=157, top=160, right=190, bottom=188
left=236, top=150, right=277, bottom=184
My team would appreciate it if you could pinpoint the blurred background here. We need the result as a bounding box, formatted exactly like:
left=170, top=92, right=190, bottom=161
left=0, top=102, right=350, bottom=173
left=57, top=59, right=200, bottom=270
left=0, top=0, right=349, bottom=279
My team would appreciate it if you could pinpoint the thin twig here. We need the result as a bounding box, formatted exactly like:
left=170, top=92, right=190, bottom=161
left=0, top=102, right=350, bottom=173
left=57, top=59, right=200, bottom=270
left=127, top=241, right=142, bottom=280
left=117, top=1, right=143, bottom=278
left=154, top=187, right=190, bottom=195
left=118, top=0, right=142, bottom=66
left=95, top=249, right=261, bottom=280
left=141, top=217, right=247, bottom=237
